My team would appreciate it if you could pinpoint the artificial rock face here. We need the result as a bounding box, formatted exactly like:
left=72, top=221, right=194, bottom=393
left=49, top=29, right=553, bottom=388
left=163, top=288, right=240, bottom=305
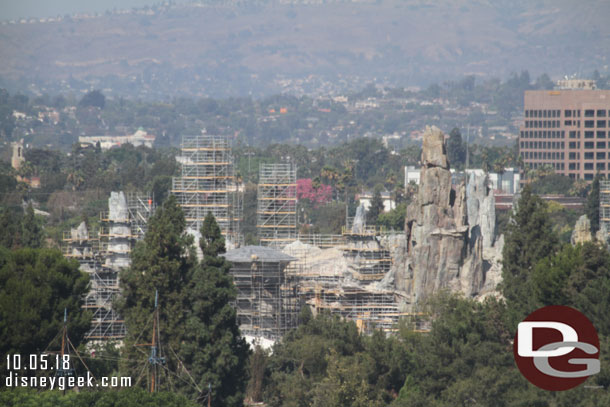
left=396, top=126, right=499, bottom=303
left=571, top=215, right=593, bottom=246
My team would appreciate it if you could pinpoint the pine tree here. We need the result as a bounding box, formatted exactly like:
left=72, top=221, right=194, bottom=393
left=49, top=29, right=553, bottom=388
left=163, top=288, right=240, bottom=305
left=118, top=195, right=197, bottom=385
left=501, top=185, right=559, bottom=327
left=179, top=213, right=250, bottom=406
left=447, top=127, right=466, bottom=168
left=586, top=175, right=601, bottom=234
left=22, top=203, right=42, bottom=248
left=367, top=188, right=384, bottom=226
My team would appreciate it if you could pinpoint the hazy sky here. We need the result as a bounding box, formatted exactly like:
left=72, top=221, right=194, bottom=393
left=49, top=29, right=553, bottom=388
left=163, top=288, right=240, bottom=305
left=0, top=0, right=174, bottom=20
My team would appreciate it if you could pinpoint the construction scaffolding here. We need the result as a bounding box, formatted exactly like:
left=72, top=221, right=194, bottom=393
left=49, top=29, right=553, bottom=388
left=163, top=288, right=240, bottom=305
left=172, top=135, right=242, bottom=245
left=601, top=181, right=610, bottom=240
left=257, top=163, right=297, bottom=247
left=63, top=191, right=155, bottom=341
left=282, top=239, right=407, bottom=335
left=224, top=246, right=299, bottom=340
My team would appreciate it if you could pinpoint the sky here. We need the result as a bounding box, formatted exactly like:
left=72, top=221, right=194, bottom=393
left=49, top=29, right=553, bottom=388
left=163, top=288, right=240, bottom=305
left=0, top=0, right=174, bottom=20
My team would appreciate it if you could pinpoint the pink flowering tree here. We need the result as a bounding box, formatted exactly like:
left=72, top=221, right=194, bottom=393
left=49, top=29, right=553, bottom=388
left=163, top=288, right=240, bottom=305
left=297, top=178, right=332, bottom=207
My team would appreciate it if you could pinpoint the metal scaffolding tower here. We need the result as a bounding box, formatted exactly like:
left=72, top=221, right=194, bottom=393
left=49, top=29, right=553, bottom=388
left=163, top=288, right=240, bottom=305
left=224, top=246, right=298, bottom=340
left=257, top=163, right=297, bottom=247
left=63, top=191, right=155, bottom=341
left=172, top=135, right=242, bottom=245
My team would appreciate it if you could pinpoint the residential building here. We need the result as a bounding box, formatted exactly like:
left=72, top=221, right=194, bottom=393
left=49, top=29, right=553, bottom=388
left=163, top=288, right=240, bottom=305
left=78, top=127, right=155, bottom=150
left=357, top=191, right=396, bottom=212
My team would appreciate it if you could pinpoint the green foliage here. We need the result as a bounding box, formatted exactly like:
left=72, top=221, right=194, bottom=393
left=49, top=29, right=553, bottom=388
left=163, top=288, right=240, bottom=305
left=366, top=188, right=384, bottom=226
left=446, top=127, right=466, bottom=168
left=377, top=203, right=406, bottom=231
left=21, top=203, right=43, bottom=248
left=0, top=207, right=23, bottom=248
left=0, top=387, right=197, bottom=407
left=178, top=213, right=250, bottom=406
left=305, top=201, right=346, bottom=234
left=79, top=90, right=106, bottom=109
left=119, top=204, right=248, bottom=405
left=392, top=294, right=542, bottom=407
left=529, top=173, right=575, bottom=196
left=0, top=248, right=90, bottom=377
left=84, top=341, right=121, bottom=379
left=533, top=242, right=610, bottom=336
left=586, top=175, right=601, bottom=234
left=118, top=195, right=196, bottom=388
left=247, top=345, right=269, bottom=403
left=501, top=185, right=560, bottom=327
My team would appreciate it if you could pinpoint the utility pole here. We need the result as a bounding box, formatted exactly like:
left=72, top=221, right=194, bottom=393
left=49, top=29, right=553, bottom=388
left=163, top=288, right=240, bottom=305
left=55, top=308, right=75, bottom=394
left=148, top=290, right=165, bottom=393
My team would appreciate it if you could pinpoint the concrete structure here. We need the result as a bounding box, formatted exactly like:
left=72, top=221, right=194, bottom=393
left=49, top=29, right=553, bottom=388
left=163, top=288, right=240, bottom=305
left=519, top=89, right=610, bottom=181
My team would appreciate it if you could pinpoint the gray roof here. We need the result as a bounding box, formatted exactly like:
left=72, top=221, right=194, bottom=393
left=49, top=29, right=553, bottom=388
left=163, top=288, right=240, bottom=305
left=222, top=245, right=297, bottom=263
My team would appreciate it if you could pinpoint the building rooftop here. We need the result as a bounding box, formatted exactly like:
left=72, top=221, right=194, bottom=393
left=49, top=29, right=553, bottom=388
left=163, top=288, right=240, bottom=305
left=222, top=245, right=296, bottom=263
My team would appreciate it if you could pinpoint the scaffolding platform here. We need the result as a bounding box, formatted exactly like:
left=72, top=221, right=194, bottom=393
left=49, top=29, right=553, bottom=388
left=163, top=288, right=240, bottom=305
left=224, top=246, right=298, bottom=340
left=62, top=191, right=155, bottom=341
left=257, top=164, right=297, bottom=247
left=172, top=135, right=242, bottom=245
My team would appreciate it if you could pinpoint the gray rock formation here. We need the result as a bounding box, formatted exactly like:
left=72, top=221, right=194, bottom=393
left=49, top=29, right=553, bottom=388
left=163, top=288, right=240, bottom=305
left=395, top=126, right=501, bottom=303
left=69, top=221, right=94, bottom=258
left=596, top=222, right=609, bottom=246
left=105, top=191, right=131, bottom=270
left=352, top=203, right=366, bottom=233
left=71, top=221, right=89, bottom=242
left=466, top=171, right=496, bottom=249
left=571, top=215, right=593, bottom=245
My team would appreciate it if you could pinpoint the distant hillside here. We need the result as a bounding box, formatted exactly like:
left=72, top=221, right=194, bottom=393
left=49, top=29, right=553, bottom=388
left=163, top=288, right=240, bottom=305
left=1, top=0, right=608, bottom=98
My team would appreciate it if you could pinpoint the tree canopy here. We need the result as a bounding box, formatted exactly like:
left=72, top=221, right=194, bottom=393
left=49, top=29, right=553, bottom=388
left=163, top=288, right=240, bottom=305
left=0, top=247, right=90, bottom=377
left=119, top=201, right=248, bottom=405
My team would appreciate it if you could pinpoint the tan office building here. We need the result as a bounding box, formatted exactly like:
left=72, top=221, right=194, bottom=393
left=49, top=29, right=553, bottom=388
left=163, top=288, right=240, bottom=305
left=519, top=89, right=610, bottom=181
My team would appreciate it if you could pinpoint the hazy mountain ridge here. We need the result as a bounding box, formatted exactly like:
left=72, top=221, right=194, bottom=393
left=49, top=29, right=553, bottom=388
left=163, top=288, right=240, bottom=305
left=0, top=0, right=608, bottom=98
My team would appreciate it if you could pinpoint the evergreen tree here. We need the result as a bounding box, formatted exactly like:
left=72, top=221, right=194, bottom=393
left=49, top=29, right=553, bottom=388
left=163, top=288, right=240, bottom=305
left=179, top=213, right=250, bottom=406
left=447, top=127, right=466, bottom=168
left=0, top=208, right=22, bottom=248
left=21, top=203, right=43, bottom=248
left=79, top=90, right=105, bottom=109
left=367, top=187, right=384, bottom=226
left=120, top=206, right=248, bottom=405
left=501, top=185, right=559, bottom=327
left=118, top=195, right=197, bottom=386
left=0, top=247, right=90, bottom=378
left=586, top=175, right=601, bottom=234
